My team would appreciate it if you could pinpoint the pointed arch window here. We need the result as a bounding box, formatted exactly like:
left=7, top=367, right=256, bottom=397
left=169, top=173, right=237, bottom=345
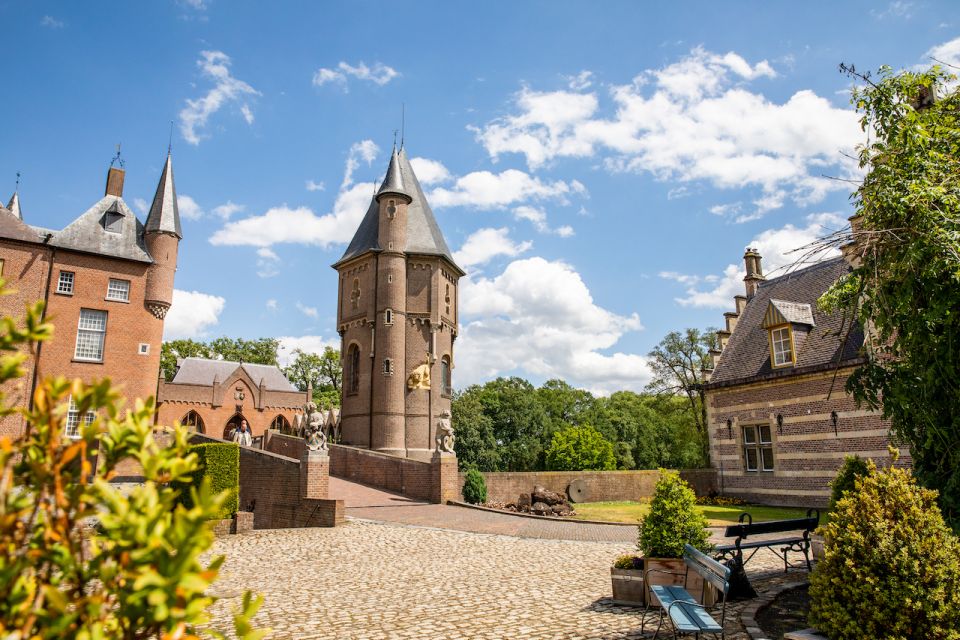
left=441, top=356, right=452, bottom=397
left=271, top=414, right=290, bottom=432
left=180, top=410, right=205, bottom=433
left=347, top=344, right=361, bottom=395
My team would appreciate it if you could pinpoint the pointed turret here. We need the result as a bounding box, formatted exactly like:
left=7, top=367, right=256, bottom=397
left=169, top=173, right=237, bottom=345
left=145, top=152, right=182, bottom=238
left=6, top=192, right=21, bottom=220
left=143, top=151, right=182, bottom=320
left=376, top=145, right=412, bottom=203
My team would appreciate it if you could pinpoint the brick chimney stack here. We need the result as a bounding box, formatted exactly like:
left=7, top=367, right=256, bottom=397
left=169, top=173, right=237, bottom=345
left=743, top=247, right=765, bottom=299
left=105, top=166, right=125, bottom=197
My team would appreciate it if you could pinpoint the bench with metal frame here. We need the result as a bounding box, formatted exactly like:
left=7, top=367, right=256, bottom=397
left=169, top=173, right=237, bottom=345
left=713, top=509, right=819, bottom=572
left=643, top=544, right=731, bottom=639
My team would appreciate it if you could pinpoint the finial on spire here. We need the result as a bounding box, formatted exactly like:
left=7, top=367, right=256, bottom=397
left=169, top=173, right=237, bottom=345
left=14, top=172, right=20, bottom=193
left=393, top=129, right=398, bottom=149
left=401, top=103, right=405, bottom=150
left=168, top=120, right=174, bottom=154
left=110, top=143, right=125, bottom=169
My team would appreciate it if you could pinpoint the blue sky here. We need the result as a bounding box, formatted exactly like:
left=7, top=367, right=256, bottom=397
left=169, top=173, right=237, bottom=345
left=1, top=1, right=957, bottom=393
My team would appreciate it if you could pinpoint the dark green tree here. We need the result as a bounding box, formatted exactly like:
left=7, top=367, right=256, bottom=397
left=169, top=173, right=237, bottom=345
left=475, top=377, right=548, bottom=472
left=451, top=388, right=501, bottom=471
left=544, top=425, right=616, bottom=471
left=160, top=337, right=281, bottom=381
left=819, top=65, right=960, bottom=529
left=283, top=347, right=341, bottom=407
left=159, top=339, right=212, bottom=381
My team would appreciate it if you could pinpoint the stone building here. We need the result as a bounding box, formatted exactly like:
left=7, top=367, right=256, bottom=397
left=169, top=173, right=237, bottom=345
left=0, top=151, right=180, bottom=438
left=332, top=146, right=464, bottom=461
left=156, top=357, right=307, bottom=439
left=702, top=242, right=903, bottom=508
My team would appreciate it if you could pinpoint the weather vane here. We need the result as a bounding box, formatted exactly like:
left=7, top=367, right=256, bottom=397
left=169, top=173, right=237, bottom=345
left=110, top=143, right=125, bottom=169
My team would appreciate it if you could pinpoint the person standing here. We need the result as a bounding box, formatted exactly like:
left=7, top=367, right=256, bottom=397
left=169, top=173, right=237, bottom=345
left=233, top=419, right=252, bottom=447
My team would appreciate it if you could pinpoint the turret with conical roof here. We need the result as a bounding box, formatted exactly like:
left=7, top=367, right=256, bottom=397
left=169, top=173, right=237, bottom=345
left=6, top=192, right=21, bottom=220
left=143, top=152, right=182, bottom=319
left=332, top=144, right=462, bottom=461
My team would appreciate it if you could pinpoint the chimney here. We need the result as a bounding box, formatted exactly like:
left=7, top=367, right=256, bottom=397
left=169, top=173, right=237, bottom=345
left=743, top=247, right=765, bottom=299
left=105, top=166, right=125, bottom=197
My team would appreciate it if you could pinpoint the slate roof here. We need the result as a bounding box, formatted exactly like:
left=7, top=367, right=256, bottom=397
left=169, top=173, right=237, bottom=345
left=170, top=357, right=299, bottom=392
left=764, top=299, right=816, bottom=327
left=145, top=153, right=182, bottom=238
left=6, top=192, right=21, bottom=219
left=708, top=257, right=864, bottom=387
left=376, top=147, right=412, bottom=201
left=334, top=147, right=462, bottom=273
left=38, top=196, right=153, bottom=263
left=0, top=204, right=47, bottom=243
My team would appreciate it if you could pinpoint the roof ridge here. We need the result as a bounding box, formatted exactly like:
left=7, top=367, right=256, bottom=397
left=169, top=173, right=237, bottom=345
left=758, top=255, right=844, bottom=288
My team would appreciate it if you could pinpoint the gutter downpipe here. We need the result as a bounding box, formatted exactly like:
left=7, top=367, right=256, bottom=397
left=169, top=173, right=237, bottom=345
left=28, top=233, right=56, bottom=412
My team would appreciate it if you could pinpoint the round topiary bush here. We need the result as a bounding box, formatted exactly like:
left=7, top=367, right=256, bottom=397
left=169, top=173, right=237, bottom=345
left=828, top=454, right=870, bottom=511
left=809, top=461, right=960, bottom=639
left=638, top=469, right=711, bottom=558
left=462, top=468, right=488, bottom=505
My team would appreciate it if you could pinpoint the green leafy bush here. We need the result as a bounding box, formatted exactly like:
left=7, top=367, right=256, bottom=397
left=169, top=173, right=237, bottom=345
left=177, top=442, right=241, bottom=518
left=0, top=279, right=267, bottom=639
left=638, top=469, right=711, bottom=558
left=462, top=468, right=488, bottom=504
left=809, top=460, right=960, bottom=639
left=829, top=454, right=870, bottom=511
left=612, top=554, right=644, bottom=570
left=545, top=425, right=616, bottom=471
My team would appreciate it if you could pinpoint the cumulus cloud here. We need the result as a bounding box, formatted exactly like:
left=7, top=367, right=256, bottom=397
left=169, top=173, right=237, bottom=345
left=296, top=302, right=319, bottom=319
left=277, top=335, right=339, bottom=367
left=312, top=61, right=399, bottom=90
left=429, top=169, right=587, bottom=210
left=409, top=157, right=452, bottom=185
left=179, top=50, right=260, bottom=145
left=456, top=257, right=649, bottom=394
left=513, top=205, right=574, bottom=237
left=925, top=36, right=960, bottom=69
left=177, top=195, right=203, bottom=220
left=474, top=46, right=861, bottom=220
left=256, top=247, right=280, bottom=278
left=164, top=289, right=226, bottom=339
left=305, top=179, right=326, bottom=192
left=342, top=140, right=379, bottom=189
left=663, top=212, right=846, bottom=307
left=212, top=201, right=244, bottom=219
left=266, top=299, right=278, bottom=312
left=565, top=70, right=594, bottom=91
left=40, top=15, right=64, bottom=28
left=453, top=227, right=532, bottom=269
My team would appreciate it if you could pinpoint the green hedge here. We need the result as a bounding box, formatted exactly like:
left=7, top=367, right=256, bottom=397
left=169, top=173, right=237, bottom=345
left=176, top=442, right=240, bottom=519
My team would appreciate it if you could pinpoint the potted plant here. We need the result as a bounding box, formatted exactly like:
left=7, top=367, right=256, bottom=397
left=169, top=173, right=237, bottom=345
left=610, top=554, right=645, bottom=605
left=636, top=470, right=714, bottom=606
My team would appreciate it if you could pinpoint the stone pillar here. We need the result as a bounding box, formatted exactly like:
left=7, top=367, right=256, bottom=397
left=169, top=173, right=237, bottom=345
left=431, top=452, right=459, bottom=504
left=300, top=449, right=330, bottom=500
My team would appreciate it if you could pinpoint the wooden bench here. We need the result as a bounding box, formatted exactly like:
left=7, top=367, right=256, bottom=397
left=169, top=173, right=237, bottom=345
left=643, top=544, right=731, bottom=639
left=713, top=509, right=819, bottom=572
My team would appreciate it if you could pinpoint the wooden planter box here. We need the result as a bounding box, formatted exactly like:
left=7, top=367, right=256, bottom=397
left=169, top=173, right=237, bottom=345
left=610, top=567, right=645, bottom=606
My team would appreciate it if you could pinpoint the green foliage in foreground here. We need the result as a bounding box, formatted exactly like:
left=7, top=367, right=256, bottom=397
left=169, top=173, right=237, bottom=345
left=829, top=454, right=870, bottom=511
left=545, top=425, right=616, bottom=471
left=0, top=279, right=267, bottom=639
left=177, top=442, right=241, bottom=519
left=809, top=460, right=960, bottom=639
left=638, top=470, right=711, bottom=558
left=462, top=468, right=488, bottom=505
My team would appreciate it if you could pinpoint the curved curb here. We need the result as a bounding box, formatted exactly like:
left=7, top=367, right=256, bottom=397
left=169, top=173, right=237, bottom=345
left=740, top=579, right=809, bottom=640
left=448, top=500, right=640, bottom=526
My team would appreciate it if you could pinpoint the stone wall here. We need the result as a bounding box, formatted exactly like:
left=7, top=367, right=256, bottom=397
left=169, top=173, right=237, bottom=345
left=462, top=469, right=717, bottom=505
left=328, top=443, right=458, bottom=504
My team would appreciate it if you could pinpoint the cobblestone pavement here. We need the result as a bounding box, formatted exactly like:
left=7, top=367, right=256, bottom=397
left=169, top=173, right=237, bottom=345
left=207, top=518, right=808, bottom=639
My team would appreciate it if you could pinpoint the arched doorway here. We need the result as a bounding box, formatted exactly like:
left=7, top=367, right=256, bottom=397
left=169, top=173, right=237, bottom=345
left=271, top=414, right=290, bottom=433
left=223, top=412, right=249, bottom=440
left=180, top=410, right=205, bottom=434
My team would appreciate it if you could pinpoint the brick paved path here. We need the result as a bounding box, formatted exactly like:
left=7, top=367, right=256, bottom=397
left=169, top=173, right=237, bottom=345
left=207, top=481, right=810, bottom=639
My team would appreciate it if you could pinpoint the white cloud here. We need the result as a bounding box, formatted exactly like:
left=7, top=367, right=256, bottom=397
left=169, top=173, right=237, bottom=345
left=513, top=205, right=575, bottom=237
left=164, top=289, right=226, bottom=339
left=179, top=50, right=260, bottom=145
left=872, top=1, right=914, bottom=19
left=409, top=157, right=451, bottom=185
left=474, top=46, right=861, bottom=219
left=212, top=201, right=244, bottom=219
left=266, top=299, right=278, bottom=312
left=312, top=61, right=400, bottom=89
left=457, top=257, right=649, bottom=394
left=133, top=198, right=148, bottom=215
left=296, top=302, right=319, bottom=319
left=565, top=70, right=594, bottom=91
left=453, top=227, right=532, bottom=269
left=664, top=212, right=846, bottom=307
left=429, top=169, right=586, bottom=210
left=177, top=194, right=203, bottom=220
left=256, top=247, right=280, bottom=278
left=925, top=36, right=960, bottom=68
left=342, top=140, right=379, bottom=189
left=40, top=15, right=64, bottom=28
left=277, top=335, right=339, bottom=367
left=306, top=179, right=326, bottom=192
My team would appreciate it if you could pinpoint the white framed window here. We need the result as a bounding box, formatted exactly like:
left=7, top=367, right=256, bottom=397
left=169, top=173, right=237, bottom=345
left=74, top=309, right=107, bottom=361
left=743, top=424, right=774, bottom=472
left=65, top=396, right=95, bottom=439
left=770, top=326, right=794, bottom=367
left=138, top=343, right=150, bottom=355
left=106, top=278, right=130, bottom=302
left=57, top=271, right=75, bottom=295
left=382, top=358, right=393, bottom=375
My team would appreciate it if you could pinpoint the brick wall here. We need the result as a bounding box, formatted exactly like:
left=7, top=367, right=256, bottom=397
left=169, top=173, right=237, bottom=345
left=328, top=442, right=456, bottom=504
left=190, top=433, right=343, bottom=529
left=463, top=469, right=717, bottom=504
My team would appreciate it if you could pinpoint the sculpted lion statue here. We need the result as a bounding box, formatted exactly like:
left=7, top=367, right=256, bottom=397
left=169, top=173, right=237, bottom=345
left=407, top=363, right=431, bottom=390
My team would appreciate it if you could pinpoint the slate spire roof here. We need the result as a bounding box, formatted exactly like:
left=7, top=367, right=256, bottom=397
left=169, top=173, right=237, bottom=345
left=145, top=152, right=182, bottom=238
left=334, top=147, right=462, bottom=273
left=6, top=192, right=21, bottom=220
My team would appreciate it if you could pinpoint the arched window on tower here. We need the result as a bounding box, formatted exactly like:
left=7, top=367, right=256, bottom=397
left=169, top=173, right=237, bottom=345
left=441, top=356, right=452, bottom=397
left=348, top=344, right=360, bottom=394
left=180, top=410, right=205, bottom=433
left=384, top=308, right=393, bottom=326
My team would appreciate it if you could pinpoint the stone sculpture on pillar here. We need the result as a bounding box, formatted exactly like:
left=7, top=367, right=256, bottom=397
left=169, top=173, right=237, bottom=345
left=303, top=401, right=328, bottom=452
left=435, top=410, right=455, bottom=454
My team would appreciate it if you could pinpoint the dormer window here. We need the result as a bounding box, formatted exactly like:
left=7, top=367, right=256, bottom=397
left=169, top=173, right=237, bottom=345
left=770, top=326, right=794, bottom=367
left=103, top=202, right=124, bottom=234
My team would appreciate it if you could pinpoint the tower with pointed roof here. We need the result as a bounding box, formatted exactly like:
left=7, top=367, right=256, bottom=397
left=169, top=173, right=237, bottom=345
left=143, top=152, right=182, bottom=320
left=333, top=146, right=464, bottom=460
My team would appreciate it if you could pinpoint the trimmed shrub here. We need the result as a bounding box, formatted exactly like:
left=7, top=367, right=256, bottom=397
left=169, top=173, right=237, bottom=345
left=829, top=454, right=870, bottom=511
left=809, top=461, right=960, bottom=639
left=638, top=469, right=711, bottom=558
left=545, top=425, right=616, bottom=471
left=462, top=468, right=488, bottom=504
left=177, top=442, right=240, bottom=518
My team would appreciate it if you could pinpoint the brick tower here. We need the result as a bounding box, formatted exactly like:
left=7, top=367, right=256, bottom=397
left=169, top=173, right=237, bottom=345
left=143, top=151, right=182, bottom=336
left=333, top=146, right=463, bottom=461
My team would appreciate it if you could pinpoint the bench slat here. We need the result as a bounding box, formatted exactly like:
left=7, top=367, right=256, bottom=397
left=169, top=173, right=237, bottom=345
left=672, top=602, right=723, bottom=633
left=683, top=544, right=731, bottom=594
left=725, top=517, right=817, bottom=538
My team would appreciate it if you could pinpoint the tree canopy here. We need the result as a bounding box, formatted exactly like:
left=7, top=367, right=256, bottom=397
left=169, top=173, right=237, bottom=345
left=160, top=337, right=280, bottom=381
left=283, top=347, right=341, bottom=408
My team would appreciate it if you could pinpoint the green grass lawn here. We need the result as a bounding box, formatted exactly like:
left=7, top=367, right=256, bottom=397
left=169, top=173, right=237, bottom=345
left=570, top=501, right=815, bottom=526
